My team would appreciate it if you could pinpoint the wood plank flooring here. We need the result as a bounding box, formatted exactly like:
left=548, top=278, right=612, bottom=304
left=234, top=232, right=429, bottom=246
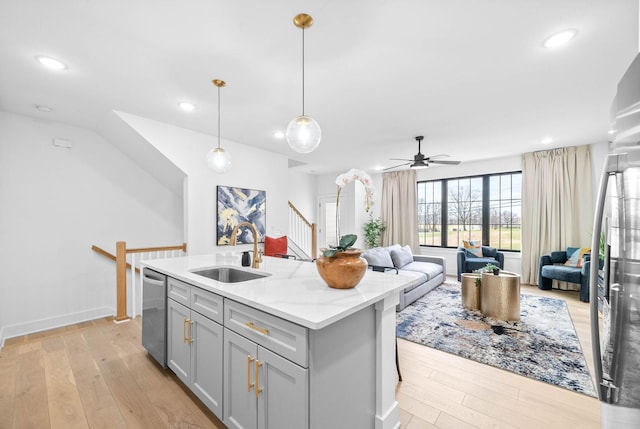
left=396, top=281, right=600, bottom=429
left=0, top=280, right=599, bottom=428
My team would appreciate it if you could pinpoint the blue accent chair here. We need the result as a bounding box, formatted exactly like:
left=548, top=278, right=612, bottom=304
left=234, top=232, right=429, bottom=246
left=538, top=247, right=593, bottom=302
left=456, top=246, right=505, bottom=281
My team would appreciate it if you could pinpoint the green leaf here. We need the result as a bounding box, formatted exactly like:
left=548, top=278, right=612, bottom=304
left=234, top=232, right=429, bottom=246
left=323, top=248, right=338, bottom=258
left=339, top=234, right=357, bottom=249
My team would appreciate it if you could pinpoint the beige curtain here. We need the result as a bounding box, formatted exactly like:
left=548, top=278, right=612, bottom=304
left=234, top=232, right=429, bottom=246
left=380, top=170, right=419, bottom=251
left=521, top=145, right=593, bottom=287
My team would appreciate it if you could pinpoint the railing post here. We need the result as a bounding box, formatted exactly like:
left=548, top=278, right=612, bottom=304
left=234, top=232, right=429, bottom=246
left=115, top=241, right=129, bottom=322
left=311, top=224, right=317, bottom=259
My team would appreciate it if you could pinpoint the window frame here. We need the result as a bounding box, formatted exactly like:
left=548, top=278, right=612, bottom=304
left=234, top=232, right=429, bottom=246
left=417, top=171, right=522, bottom=252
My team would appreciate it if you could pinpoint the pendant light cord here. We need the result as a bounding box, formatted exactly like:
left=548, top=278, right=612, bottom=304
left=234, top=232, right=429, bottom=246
left=301, top=27, right=305, bottom=116
left=217, top=85, right=221, bottom=149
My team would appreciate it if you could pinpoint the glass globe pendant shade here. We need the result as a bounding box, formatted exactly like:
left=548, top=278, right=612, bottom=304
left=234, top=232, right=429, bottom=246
left=207, top=147, right=232, bottom=173
left=286, top=115, right=321, bottom=153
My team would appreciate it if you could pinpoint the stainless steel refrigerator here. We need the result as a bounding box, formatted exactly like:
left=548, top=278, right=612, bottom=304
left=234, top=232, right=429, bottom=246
left=591, top=52, right=640, bottom=428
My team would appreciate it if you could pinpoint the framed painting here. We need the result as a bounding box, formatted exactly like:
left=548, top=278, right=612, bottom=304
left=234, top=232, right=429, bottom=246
left=216, top=185, right=266, bottom=245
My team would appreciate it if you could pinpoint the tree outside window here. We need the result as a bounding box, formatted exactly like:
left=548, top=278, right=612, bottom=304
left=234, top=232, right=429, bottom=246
left=417, top=172, right=521, bottom=251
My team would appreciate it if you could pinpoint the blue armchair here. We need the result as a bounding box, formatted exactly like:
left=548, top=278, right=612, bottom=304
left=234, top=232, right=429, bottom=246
left=538, top=247, right=593, bottom=302
left=457, top=246, right=505, bottom=281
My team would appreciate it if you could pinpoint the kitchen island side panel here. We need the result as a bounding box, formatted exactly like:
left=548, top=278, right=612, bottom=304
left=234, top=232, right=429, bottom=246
left=309, top=304, right=376, bottom=429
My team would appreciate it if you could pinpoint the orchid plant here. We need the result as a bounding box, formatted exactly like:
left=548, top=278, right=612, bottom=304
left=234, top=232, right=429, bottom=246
left=323, top=168, right=376, bottom=257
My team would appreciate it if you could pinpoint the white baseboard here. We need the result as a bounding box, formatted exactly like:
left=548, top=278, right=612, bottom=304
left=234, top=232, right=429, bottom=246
left=0, top=306, right=115, bottom=348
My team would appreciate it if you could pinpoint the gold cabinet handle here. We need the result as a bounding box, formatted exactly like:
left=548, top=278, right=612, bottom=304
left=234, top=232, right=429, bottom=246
left=245, top=321, right=269, bottom=336
left=183, top=317, right=188, bottom=343
left=255, top=360, right=263, bottom=398
left=247, top=355, right=255, bottom=392
left=187, top=319, right=194, bottom=344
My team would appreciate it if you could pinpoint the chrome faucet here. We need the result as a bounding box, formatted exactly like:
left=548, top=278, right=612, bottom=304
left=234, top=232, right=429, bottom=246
left=229, top=221, right=262, bottom=268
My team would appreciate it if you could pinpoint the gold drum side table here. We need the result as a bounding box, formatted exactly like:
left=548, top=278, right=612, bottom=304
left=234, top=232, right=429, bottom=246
left=480, top=271, right=520, bottom=321
left=461, top=273, right=481, bottom=310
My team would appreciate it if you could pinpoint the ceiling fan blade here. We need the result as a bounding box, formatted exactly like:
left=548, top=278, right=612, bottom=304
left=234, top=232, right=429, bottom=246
left=383, top=162, right=410, bottom=171
left=425, top=154, right=450, bottom=160
left=429, top=160, right=461, bottom=165
left=389, top=158, right=414, bottom=161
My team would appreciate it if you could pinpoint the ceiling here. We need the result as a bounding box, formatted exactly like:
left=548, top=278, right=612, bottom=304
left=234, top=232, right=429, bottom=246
left=1, top=1, right=638, bottom=175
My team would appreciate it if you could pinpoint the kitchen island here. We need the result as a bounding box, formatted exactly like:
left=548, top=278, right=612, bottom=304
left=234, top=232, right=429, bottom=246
left=143, top=253, right=413, bottom=429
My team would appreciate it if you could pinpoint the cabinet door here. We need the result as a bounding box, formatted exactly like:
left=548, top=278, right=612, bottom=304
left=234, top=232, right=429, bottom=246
left=224, top=328, right=258, bottom=429
left=190, top=311, right=223, bottom=418
left=257, top=346, right=308, bottom=429
left=167, top=298, right=190, bottom=385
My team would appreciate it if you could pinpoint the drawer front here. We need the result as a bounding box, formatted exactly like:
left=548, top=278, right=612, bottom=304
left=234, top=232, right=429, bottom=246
left=191, top=286, right=224, bottom=324
left=167, top=277, right=190, bottom=306
left=224, top=299, right=308, bottom=367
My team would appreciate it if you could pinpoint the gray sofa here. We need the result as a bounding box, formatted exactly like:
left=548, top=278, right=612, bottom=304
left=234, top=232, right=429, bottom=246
left=361, top=244, right=446, bottom=311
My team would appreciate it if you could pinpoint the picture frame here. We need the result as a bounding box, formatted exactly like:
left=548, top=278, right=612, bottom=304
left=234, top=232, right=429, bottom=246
left=216, top=185, right=266, bottom=245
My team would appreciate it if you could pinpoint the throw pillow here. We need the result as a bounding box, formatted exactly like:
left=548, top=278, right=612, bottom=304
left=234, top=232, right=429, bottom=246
left=361, top=247, right=394, bottom=268
left=462, top=240, right=483, bottom=257
left=264, top=236, right=287, bottom=256
left=564, top=247, right=591, bottom=268
left=390, top=245, right=414, bottom=268
left=482, top=246, right=497, bottom=258
left=465, top=249, right=479, bottom=259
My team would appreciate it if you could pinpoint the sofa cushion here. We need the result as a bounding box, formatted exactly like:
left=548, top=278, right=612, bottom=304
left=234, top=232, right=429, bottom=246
left=394, top=270, right=427, bottom=293
left=390, top=245, right=414, bottom=268
left=361, top=247, right=394, bottom=268
left=465, top=257, right=501, bottom=272
left=401, top=261, right=443, bottom=281
left=541, top=265, right=582, bottom=284
left=462, top=240, right=483, bottom=257
left=564, top=247, right=590, bottom=268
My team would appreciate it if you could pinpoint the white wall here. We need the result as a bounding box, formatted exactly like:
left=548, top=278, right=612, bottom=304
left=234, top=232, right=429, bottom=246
left=115, top=111, right=290, bottom=255
left=286, top=170, right=318, bottom=227
left=0, top=111, right=183, bottom=344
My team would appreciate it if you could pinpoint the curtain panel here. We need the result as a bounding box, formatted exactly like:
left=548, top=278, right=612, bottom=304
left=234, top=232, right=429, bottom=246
left=380, top=170, right=419, bottom=251
left=521, top=145, right=593, bottom=286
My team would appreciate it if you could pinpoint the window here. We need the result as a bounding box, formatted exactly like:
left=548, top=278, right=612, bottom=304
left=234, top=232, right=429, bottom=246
left=417, top=172, right=521, bottom=251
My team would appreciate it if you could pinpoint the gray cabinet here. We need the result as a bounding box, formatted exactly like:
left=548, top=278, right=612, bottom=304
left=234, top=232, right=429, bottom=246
left=166, top=279, right=223, bottom=418
left=223, top=299, right=308, bottom=429
left=165, top=278, right=380, bottom=428
left=223, top=328, right=308, bottom=429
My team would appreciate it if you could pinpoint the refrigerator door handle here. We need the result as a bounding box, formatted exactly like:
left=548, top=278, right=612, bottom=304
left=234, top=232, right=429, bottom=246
left=590, top=153, right=623, bottom=401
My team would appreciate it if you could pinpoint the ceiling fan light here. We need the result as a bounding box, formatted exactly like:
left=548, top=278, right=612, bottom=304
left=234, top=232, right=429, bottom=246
left=207, top=147, right=232, bottom=173
left=286, top=115, right=321, bottom=153
left=410, top=162, right=429, bottom=169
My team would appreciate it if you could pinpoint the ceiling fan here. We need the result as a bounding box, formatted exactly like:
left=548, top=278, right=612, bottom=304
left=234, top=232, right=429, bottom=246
left=384, top=136, right=461, bottom=170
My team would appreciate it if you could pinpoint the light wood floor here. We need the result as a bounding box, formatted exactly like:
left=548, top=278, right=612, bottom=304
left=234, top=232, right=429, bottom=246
left=0, top=281, right=599, bottom=429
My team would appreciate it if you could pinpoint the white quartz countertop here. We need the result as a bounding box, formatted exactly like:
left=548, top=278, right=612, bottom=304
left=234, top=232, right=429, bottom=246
left=142, top=253, right=413, bottom=330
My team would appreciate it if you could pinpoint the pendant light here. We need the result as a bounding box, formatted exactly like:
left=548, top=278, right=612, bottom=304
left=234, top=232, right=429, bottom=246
left=286, top=13, right=321, bottom=154
left=207, top=79, right=232, bottom=173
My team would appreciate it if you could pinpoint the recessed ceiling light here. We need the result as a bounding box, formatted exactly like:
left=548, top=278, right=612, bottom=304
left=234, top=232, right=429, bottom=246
left=178, top=102, right=196, bottom=111
left=374, top=165, right=385, bottom=171
left=273, top=131, right=285, bottom=139
left=541, top=137, right=553, bottom=145
left=35, top=104, right=53, bottom=112
left=543, top=29, right=578, bottom=48
left=36, top=56, right=67, bottom=70
left=608, top=129, right=616, bottom=135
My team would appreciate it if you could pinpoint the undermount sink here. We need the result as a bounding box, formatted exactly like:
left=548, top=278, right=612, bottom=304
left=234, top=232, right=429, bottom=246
left=191, top=267, right=270, bottom=283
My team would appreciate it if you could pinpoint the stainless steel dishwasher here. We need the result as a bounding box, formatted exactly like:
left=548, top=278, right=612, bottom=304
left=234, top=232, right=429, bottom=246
left=142, top=268, right=167, bottom=367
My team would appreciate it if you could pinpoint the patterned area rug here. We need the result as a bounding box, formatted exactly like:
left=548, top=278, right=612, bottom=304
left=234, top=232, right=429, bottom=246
left=396, top=282, right=596, bottom=396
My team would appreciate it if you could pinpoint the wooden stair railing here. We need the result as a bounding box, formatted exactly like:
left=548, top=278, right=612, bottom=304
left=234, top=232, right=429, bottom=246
left=92, top=242, right=187, bottom=322
left=288, top=201, right=317, bottom=260
left=91, top=245, right=140, bottom=273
